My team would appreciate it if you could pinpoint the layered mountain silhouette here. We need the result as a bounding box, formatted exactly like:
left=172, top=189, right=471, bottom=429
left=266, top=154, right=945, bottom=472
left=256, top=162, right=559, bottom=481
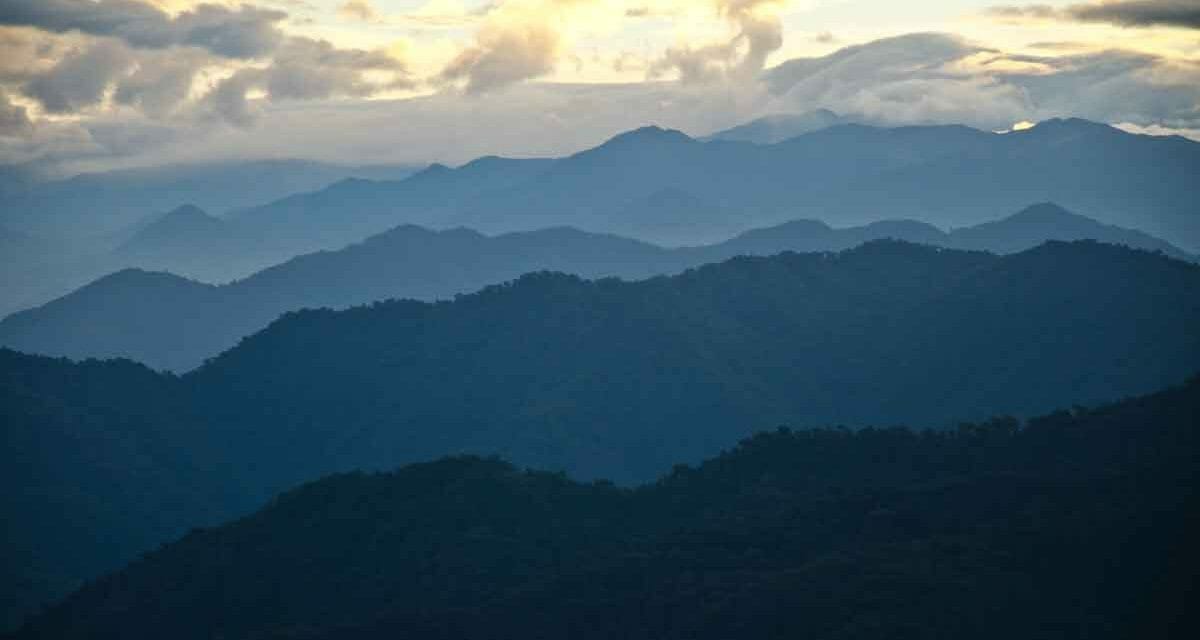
left=225, top=117, right=1200, bottom=251
left=119, top=205, right=227, bottom=252
left=0, top=160, right=421, bottom=317
left=9, top=376, right=1198, bottom=639
left=1, top=204, right=1191, bottom=372
left=3, top=240, right=1199, bottom=629
left=0, top=159, right=421, bottom=243
left=4, top=117, right=1197, bottom=317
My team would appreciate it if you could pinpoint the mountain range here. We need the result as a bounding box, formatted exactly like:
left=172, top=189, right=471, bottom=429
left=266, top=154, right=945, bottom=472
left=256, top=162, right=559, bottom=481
left=1, top=203, right=1190, bottom=372
left=3, top=115, right=1197, bottom=318
left=8, top=374, right=1198, bottom=639
left=0, top=159, right=422, bottom=243
left=0, top=160, right=421, bottom=318
left=3, top=240, right=1198, bottom=629
left=224, top=117, right=1200, bottom=252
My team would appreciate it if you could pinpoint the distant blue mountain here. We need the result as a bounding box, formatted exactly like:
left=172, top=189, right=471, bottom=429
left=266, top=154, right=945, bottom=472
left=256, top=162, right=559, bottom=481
left=704, top=109, right=850, bottom=143
left=0, top=160, right=422, bottom=316
left=1, top=203, right=1190, bottom=372
left=227, top=118, right=1200, bottom=252
left=5, top=117, right=1198, bottom=318
left=0, top=159, right=422, bottom=242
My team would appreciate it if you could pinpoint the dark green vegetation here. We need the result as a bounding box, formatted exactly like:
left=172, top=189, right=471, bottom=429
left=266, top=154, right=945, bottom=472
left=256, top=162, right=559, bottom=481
left=3, top=240, right=1199, bottom=628
left=2, top=203, right=1190, bottom=372
left=10, top=376, right=1199, bottom=639
left=0, top=353, right=250, bottom=631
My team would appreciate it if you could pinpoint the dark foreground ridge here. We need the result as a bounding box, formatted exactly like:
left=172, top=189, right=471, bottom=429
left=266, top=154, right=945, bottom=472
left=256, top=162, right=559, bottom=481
left=3, top=240, right=1200, bottom=629
left=10, top=376, right=1199, bottom=639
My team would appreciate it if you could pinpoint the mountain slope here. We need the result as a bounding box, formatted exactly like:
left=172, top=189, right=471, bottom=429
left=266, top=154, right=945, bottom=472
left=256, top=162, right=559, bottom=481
left=0, top=270, right=225, bottom=371
left=0, top=160, right=423, bottom=317
left=2, top=241, right=1199, bottom=630
left=6, top=118, right=1198, bottom=317
left=227, top=157, right=557, bottom=254
left=947, top=202, right=1190, bottom=258
left=235, top=118, right=1198, bottom=251
left=2, top=205, right=1192, bottom=372
left=0, top=160, right=422, bottom=243
left=705, top=109, right=849, bottom=143
left=0, top=350, right=233, bottom=632
left=11, top=376, right=1199, bottom=639
left=118, top=205, right=227, bottom=253
left=0, top=226, right=682, bottom=371
left=112, top=205, right=245, bottom=276
left=186, top=241, right=1200, bottom=486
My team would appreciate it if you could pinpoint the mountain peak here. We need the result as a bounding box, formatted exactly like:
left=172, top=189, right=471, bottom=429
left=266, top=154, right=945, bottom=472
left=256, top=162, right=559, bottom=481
left=413, top=162, right=453, bottom=179
left=603, top=125, right=694, bottom=147
left=459, top=155, right=510, bottom=171
left=163, top=204, right=210, bottom=220
left=1007, top=202, right=1081, bottom=222
left=143, top=203, right=221, bottom=231
left=1024, top=118, right=1119, bottom=137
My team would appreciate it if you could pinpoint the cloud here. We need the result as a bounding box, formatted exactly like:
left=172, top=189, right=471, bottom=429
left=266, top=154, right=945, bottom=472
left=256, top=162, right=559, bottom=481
left=202, top=36, right=410, bottom=126
left=813, top=31, right=836, bottom=44
left=337, top=1, right=380, bottom=23
left=765, top=34, right=1031, bottom=128
left=989, top=1, right=1200, bottom=29
left=113, top=49, right=207, bottom=117
left=649, top=0, right=786, bottom=84
left=0, top=0, right=288, bottom=59
left=206, top=69, right=261, bottom=127
left=0, top=2, right=408, bottom=130
left=437, top=0, right=595, bottom=94
left=24, top=39, right=135, bottom=113
left=264, top=37, right=409, bottom=99
left=1003, top=49, right=1200, bottom=127
left=0, top=27, right=75, bottom=83
left=762, top=33, right=1200, bottom=132
left=441, top=21, right=560, bottom=93
left=1072, top=0, right=1200, bottom=28
left=0, top=90, right=33, bottom=137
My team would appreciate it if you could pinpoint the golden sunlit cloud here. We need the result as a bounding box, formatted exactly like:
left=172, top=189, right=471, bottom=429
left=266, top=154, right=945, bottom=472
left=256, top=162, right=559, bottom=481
left=338, top=1, right=381, bottom=23
left=2, top=0, right=1199, bottom=168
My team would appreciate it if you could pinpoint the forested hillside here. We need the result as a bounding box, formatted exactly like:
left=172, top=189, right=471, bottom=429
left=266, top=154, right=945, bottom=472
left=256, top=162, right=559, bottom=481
left=11, top=376, right=1198, bottom=639
left=2, top=203, right=1189, bottom=372
left=3, top=240, right=1199, bottom=629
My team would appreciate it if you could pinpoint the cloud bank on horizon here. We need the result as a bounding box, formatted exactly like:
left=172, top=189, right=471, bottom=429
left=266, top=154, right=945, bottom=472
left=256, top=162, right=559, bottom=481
left=0, top=0, right=1197, bottom=173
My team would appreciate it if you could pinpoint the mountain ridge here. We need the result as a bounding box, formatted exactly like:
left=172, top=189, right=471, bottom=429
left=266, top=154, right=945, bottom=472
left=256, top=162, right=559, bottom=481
left=1, top=203, right=1191, bottom=372
left=3, top=239, right=1199, bottom=632
left=8, top=375, right=1198, bottom=639
left=222, top=116, right=1198, bottom=251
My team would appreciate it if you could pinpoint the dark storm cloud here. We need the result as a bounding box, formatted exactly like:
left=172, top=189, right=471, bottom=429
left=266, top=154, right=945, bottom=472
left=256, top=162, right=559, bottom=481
left=990, top=1, right=1200, bottom=29
left=1072, top=0, right=1200, bottom=28
left=0, top=0, right=287, bottom=58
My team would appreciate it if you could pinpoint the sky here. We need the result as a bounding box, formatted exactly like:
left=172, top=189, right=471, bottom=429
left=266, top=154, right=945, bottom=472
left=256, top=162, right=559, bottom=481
left=0, top=0, right=1198, bottom=173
